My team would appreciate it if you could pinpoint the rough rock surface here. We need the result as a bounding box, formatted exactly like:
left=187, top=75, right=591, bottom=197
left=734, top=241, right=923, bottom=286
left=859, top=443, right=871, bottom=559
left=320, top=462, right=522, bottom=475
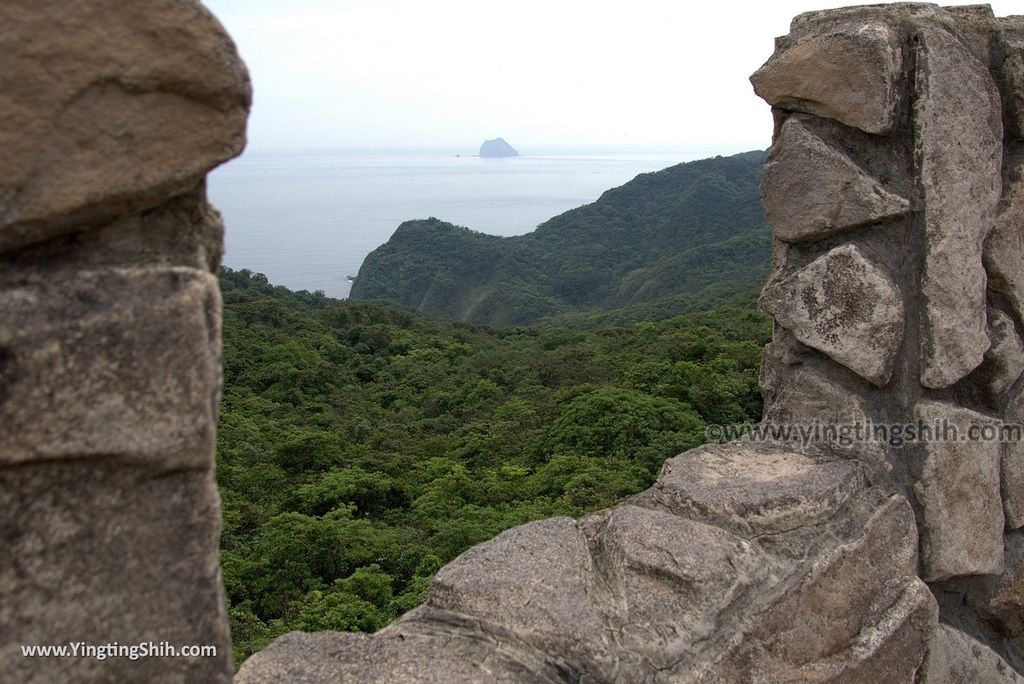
left=761, top=116, right=910, bottom=243
left=1004, top=392, right=1024, bottom=530
left=0, top=267, right=222, bottom=466
left=938, top=531, right=1024, bottom=642
left=990, top=534, right=1024, bottom=637
left=761, top=362, right=887, bottom=465
left=759, top=244, right=904, bottom=386
left=986, top=156, right=1024, bottom=322
left=639, top=444, right=866, bottom=539
left=0, top=1, right=248, bottom=682
left=915, top=24, right=1003, bottom=389
left=0, top=0, right=250, bottom=253
left=1, top=464, right=232, bottom=684
left=979, top=308, right=1024, bottom=399
left=1006, top=38, right=1024, bottom=140
left=919, top=624, right=1022, bottom=683
left=914, top=401, right=1004, bottom=581
left=750, top=19, right=902, bottom=133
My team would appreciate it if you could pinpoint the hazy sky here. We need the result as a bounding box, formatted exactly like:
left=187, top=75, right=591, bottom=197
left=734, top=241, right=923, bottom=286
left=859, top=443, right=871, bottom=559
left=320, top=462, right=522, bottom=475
left=204, top=0, right=1020, bottom=152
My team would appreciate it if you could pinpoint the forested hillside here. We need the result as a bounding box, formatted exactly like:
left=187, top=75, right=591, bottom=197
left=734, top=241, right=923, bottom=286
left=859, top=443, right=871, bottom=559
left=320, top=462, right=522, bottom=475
left=216, top=268, right=770, bottom=664
left=350, top=150, right=770, bottom=326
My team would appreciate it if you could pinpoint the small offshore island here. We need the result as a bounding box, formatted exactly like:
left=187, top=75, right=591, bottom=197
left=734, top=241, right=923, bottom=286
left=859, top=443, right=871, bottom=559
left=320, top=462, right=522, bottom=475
left=479, top=137, right=518, bottom=157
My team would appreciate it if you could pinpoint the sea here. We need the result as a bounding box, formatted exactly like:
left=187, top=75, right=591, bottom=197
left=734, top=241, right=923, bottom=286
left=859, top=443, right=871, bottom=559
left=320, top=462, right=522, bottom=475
left=207, top=146, right=730, bottom=299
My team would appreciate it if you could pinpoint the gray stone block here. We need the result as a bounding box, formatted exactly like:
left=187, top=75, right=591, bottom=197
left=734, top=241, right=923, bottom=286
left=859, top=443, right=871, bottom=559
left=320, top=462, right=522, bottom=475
left=0, top=267, right=221, bottom=468
left=760, top=244, right=904, bottom=386
left=751, top=19, right=902, bottom=134
left=0, top=462, right=232, bottom=684
left=761, top=116, right=909, bottom=243
left=914, top=401, right=1004, bottom=581
left=915, top=24, right=1003, bottom=389
left=0, top=0, right=250, bottom=251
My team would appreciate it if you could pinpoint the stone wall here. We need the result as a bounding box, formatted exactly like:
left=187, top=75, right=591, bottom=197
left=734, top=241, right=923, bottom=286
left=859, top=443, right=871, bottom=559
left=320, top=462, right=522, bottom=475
left=5, top=2, right=1024, bottom=683
left=752, top=4, right=1024, bottom=675
left=0, top=2, right=250, bottom=682
left=237, top=4, right=1024, bottom=682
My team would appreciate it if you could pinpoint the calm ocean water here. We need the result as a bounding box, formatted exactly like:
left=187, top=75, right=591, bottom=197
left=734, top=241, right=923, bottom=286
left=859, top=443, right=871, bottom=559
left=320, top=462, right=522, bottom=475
left=208, top=147, right=723, bottom=298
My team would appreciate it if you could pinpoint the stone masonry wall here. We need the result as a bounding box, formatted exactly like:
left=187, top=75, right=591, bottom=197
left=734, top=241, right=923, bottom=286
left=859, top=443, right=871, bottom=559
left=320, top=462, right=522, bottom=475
left=752, top=4, right=1024, bottom=675
left=238, top=4, right=1024, bottom=683
left=0, top=2, right=250, bottom=683
left=5, top=2, right=1024, bottom=683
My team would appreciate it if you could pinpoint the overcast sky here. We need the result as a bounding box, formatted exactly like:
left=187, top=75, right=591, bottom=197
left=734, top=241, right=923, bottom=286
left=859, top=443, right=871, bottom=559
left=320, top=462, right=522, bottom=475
left=204, top=0, right=1020, bottom=152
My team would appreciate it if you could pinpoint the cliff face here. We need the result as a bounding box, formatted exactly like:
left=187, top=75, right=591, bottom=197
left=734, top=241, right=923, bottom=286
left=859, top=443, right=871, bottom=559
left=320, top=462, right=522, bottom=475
left=0, top=2, right=250, bottom=682
left=240, top=4, right=1024, bottom=682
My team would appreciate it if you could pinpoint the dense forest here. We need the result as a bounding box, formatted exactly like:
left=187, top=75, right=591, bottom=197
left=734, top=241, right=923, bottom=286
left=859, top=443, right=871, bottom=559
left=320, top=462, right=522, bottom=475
left=217, top=268, right=769, bottom=664
left=350, top=150, right=770, bottom=326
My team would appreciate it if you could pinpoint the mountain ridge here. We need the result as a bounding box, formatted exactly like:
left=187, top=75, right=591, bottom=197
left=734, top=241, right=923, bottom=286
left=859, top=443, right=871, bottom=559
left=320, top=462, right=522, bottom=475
left=350, top=149, right=770, bottom=326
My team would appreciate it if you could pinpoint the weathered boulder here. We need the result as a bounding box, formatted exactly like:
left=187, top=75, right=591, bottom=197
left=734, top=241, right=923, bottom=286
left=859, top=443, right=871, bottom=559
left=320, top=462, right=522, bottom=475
left=0, top=0, right=251, bottom=252
left=761, top=116, right=910, bottom=243
left=578, top=504, right=771, bottom=673
left=429, top=517, right=614, bottom=675
left=759, top=244, right=904, bottom=386
left=915, top=24, right=1003, bottom=389
left=731, top=533, right=934, bottom=683
left=918, top=624, right=1022, bottom=683
left=750, top=19, right=902, bottom=134
left=639, top=443, right=866, bottom=540
left=233, top=626, right=571, bottom=684
left=943, top=4, right=1001, bottom=65
left=914, top=400, right=1004, bottom=581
